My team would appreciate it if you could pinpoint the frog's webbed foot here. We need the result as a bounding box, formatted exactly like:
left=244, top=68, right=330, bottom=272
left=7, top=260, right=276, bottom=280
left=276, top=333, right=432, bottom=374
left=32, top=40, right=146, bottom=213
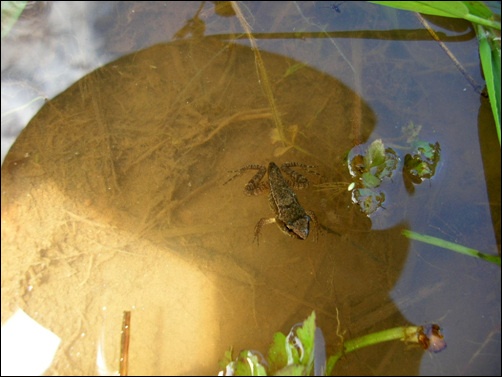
left=224, top=164, right=268, bottom=196
left=244, top=180, right=269, bottom=196
left=280, top=162, right=321, bottom=189
left=254, top=217, right=276, bottom=245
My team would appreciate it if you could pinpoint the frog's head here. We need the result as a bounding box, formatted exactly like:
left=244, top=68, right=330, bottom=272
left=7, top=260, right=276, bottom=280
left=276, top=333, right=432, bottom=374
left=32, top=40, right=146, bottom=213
left=287, top=215, right=311, bottom=240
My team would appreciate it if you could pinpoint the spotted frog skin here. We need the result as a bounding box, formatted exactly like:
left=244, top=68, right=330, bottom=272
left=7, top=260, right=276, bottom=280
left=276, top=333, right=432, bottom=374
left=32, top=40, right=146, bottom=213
left=225, top=162, right=319, bottom=244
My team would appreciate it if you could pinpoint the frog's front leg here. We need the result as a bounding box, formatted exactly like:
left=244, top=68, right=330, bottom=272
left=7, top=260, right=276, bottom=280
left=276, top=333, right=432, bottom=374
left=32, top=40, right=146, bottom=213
left=305, top=210, right=319, bottom=242
left=224, top=164, right=268, bottom=196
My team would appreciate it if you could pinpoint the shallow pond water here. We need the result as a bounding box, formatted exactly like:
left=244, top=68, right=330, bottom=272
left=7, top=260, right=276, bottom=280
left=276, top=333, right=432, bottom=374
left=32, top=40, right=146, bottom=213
left=1, top=2, right=500, bottom=375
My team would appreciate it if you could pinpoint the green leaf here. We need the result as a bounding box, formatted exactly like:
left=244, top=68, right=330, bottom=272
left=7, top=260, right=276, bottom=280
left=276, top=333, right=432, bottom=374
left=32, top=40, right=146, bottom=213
left=475, top=24, right=501, bottom=145
left=413, top=140, right=437, bottom=160
left=369, top=1, right=500, bottom=30
left=403, top=141, right=441, bottom=183
left=377, top=147, right=399, bottom=179
left=219, top=348, right=235, bottom=370
left=352, top=188, right=386, bottom=215
left=235, top=350, right=268, bottom=376
left=361, top=172, right=381, bottom=189
left=267, top=332, right=288, bottom=374
left=370, top=1, right=470, bottom=18
left=294, top=311, right=316, bottom=371
left=463, top=1, right=494, bottom=20
left=364, top=140, right=399, bottom=180
left=364, top=139, right=386, bottom=169
left=349, top=140, right=398, bottom=190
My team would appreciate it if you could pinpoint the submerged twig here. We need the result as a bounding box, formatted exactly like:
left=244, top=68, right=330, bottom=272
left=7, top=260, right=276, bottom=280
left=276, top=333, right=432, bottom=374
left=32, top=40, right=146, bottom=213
left=230, top=1, right=288, bottom=146
left=119, top=311, right=131, bottom=376
left=416, top=13, right=485, bottom=95
left=183, top=108, right=273, bottom=154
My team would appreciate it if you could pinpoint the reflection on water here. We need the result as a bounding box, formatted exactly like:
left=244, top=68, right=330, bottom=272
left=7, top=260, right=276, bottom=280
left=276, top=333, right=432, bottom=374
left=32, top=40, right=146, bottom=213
left=1, top=2, right=500, bottom=376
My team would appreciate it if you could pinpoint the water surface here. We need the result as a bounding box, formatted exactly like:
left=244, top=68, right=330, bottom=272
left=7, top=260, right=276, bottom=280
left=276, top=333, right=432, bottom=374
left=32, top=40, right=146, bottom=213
left=1, top=2, right=500, bottom=375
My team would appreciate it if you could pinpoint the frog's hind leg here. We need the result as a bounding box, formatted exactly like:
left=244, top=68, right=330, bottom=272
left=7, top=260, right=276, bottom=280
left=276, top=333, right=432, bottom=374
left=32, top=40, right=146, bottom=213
left=224, top=164, right=269, bottom=196
left=280, top=162, right=321, bottom=189
left=254, top=217, right=276, bottom=245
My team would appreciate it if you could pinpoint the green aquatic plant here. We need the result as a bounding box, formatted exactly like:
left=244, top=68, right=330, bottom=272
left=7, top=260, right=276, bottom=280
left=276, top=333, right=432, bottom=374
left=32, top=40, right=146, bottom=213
left=218, top=311, right=446, bottom=376
left=220, top=308, right=320, bottom=376
left=346, top=139, right=400, bottom=215
left=325, top=323, right=447, bottom=375
left=370, top=1, right=501, bottom=145
left=320, top=122, right=442, bottom=215
left=403, top=140, right=441, bottom=185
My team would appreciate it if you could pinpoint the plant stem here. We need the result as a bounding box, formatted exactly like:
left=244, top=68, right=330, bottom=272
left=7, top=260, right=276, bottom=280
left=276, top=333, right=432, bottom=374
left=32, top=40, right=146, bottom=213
left=464, top=14, right=501, bottom=30
left=326, top=326, right=421, bottom=374
left=402, top=230, right=501, bottom=266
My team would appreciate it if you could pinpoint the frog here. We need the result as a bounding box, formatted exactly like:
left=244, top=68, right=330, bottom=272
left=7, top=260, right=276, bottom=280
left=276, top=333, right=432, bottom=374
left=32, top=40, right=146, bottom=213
left=224, top=162, right=319, bottom=244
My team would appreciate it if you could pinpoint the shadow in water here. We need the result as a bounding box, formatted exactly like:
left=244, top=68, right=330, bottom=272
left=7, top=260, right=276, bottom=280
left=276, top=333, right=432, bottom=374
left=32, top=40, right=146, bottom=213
left=2, top=37, right=421, bottom=375
left=478, top=94, right=501, bottom=255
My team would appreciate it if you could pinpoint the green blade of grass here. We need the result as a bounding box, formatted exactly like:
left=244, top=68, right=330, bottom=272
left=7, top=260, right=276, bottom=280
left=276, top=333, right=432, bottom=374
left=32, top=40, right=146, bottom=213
left=475, top=23, right=501, bottom=145
left=369, top=1, right=501, bottom=30
left=402, top=230, right=501, bottom=266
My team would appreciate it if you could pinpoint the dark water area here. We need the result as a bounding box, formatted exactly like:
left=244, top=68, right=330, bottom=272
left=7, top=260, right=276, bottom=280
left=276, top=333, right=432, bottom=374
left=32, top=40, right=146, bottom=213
left=1, top=2, right=500, bottom=375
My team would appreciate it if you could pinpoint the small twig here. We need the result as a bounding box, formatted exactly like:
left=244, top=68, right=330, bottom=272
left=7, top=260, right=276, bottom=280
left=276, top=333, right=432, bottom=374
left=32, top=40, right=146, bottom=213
left=416, top=13, right=485, bottom=95
left=230, top=1, right=288, bottom=146
left=119, top=311, right=131, bottom=376
left=183, top=108, right=273, bottom=154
